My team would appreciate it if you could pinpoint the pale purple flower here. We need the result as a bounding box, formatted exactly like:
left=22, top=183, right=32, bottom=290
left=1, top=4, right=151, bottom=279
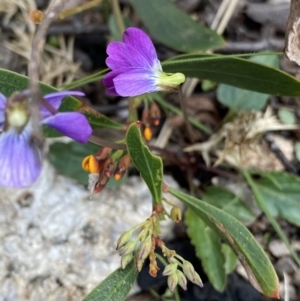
left=0, top=91, right=92, bottom=188
left=103, top=27, right=185, bottom=97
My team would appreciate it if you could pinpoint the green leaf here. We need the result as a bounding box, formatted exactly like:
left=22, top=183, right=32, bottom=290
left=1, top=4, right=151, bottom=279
left=0, top=68, right=124, bottom=137
left=255, top=172, right=300, bottom=227
left=222, top=244, right=238, bottom=275
left=216, top=55, right=279, bottom=110
left=48, top=141, right=99, bottom=184
left=278, top=108, right=297, bottom=125
left=82, top=260, right=137, bottom=301
left=162, top=54, right=300, bottom=97
left=185, top=208, right=226, bottom=292
left=126, top=122, right=163, bottom=204
left=202, top=186, right=256, bottom=224
left=130, top=0, right=224, bottom=52
left=295, top=142, right=300, bottom=162
left=169, top=187, right=279, bottom=299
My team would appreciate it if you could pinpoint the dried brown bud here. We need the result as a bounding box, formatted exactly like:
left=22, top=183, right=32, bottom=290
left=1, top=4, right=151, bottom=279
left=29, top=10, right=44, bottom=24
left=114, top=154, right=130, bottom=181
left=96, top=147, right=112, bottom=161
left=150, top=102, right=161, bottom=126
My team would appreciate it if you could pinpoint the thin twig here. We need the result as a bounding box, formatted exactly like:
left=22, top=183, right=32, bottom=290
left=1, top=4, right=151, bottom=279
left=28, top=0, right=66, bottom=142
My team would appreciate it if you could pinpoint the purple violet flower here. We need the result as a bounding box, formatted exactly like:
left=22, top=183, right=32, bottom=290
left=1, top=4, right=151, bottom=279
left=103, top=27, right=185, bottom=97
left=0, top=91, right=92, bottom=188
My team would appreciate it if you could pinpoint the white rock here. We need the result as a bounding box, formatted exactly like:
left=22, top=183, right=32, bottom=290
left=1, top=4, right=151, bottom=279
left=0, top=161, right=180, bottom=301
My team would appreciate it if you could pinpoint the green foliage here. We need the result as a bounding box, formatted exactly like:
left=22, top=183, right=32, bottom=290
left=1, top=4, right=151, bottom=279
left=130, top=0, right=224, bottom=52
left=202, top=186, right=255, bottom=224
left=254, top=172, right=300, bottom=227
left=163, top=53, right=300, bottom=96
left=0, top=68, right=124, bottom=137
left=185, top=208, right=226, bottom=291
left=48, top=141, right=99, bottom=184
left=244, top=171, right=300, bottom=267
left=82, top=260, right=137, bottom=301
left=169, top=187, right=279, bottom=298
left=278, top=108, right=297, bottom=124
left=217, top=55, right=280, bottom=110
left=126, top=122, right=163, bottom=204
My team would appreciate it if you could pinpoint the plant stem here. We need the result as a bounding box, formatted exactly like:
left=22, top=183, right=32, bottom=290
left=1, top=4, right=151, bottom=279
left=243, top=169, right=300, bottom=266
left=58, top=0, right=103, bottom=19
left=178, top=87, right=195, bottom=143
left=111, top=0, right=125, bottom=38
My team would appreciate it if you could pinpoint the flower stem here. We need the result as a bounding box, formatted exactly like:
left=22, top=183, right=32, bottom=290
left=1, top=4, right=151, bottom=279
left=178, top=87, right=195, bottom=143
left=111, top=0, right=125, bottom=38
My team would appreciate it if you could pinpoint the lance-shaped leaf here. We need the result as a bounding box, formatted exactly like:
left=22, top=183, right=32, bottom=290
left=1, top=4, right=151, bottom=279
left=82, top=260, right=137, bottom=301
left=163, top=54, right=300, bottom=97
left=185, top=208, right=226, bottom=292
left=169, top=187, right=279, bottom=299
left=0, top=68, right=123, bottom=137
left=130, top=0, right=224, bottom=52
left=126, top=122, right=163, bottom=204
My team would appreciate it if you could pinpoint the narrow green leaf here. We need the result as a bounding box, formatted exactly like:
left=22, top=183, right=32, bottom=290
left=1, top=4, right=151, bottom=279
left=126, top=122, right=163, bottom=204
left=222, top=244, right=238, bottom=275
left=255, top=172, right=300, bottom=227
left=185, top=208, right=226, bottom=292
left=202, top=186, right=255, bottom=224
left=130, top=0, right=224, bottom=52
left=169, top=187, right=279, bottom=299
left=163, top=54, right=300, bottom=97
left=82, top=260, right=137, bottom=301
left=0, top=68, right=123, bottom=136
left=216, top=55, right=279, bottom=110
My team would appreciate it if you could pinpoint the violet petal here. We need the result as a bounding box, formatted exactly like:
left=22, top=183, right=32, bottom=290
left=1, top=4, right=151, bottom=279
left=103, top=67, right=132, bottom=88
left=42, top=112, right=92, bottom=143
left=106, top=42, right=151, bottom=70
left=0, top=93, right=6, bottom=130
left=123, top=28, right=158, bottom=67
left=41, top=91, right=85, bottom=119
left=113, top=68, right=161, bottom=97
left=0, top=126, right=42, bottom=187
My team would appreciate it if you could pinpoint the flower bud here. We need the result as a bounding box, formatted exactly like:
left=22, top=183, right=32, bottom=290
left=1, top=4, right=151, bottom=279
left=170, top=206, right=182, bottom=223
left=142, top=108, right=150, bottom=124
left=150, top=102, right=161, bottom=126
left=103, top=158, right=115, bottom=178
left=82, top=155, right=100, bottom=173
left=119, top=239, right=138, bottom=256
left=167, top=273, right=178, bottom=293
left=162, top=263, right=178, bottom=276
left=29, top=9, right=44, bottom=24
left=136, top=235, right=152, bottom=262
left=176, top=270, right=187, bottom=290
left=116, top=229, right=134, bottom=250
left=114, top=154, right=130, bottom=181
left=121, top=253, right=133, bottom=269
left=182, top=260, right=203, bottom=287
left=96, top=147, right=112, bottom=161
left=143, top=125, right=153, bottom=141
left=135, top=256, right=145, bottom=272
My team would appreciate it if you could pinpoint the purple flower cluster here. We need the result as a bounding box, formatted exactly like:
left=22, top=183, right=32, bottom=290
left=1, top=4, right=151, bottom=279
left=0, top=91, right=92, bottom=187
